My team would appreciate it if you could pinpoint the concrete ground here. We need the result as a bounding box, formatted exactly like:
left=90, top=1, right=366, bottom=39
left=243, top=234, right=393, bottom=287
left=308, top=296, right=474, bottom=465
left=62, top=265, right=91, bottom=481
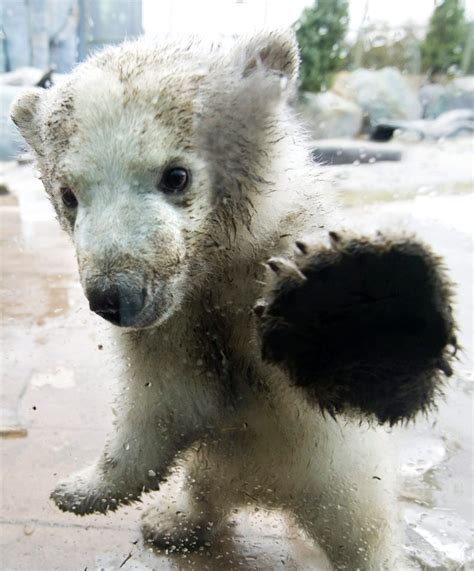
left=0, top=138, right=473, bottom=570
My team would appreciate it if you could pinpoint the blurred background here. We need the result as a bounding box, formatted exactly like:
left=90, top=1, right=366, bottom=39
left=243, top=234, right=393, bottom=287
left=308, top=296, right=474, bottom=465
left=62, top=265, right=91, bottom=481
left=1, top=0, right=474, bottom=74
left=1, top=0, right=474, bottom=157
left=0, top=2, right=473, bottom=570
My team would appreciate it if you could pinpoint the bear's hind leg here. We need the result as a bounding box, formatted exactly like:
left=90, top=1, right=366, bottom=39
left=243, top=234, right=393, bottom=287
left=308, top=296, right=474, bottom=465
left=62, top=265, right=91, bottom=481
left=293, top=497, right=403, bottom=570
left=287, top=425, right=410, bottom=571
left=141, top=472, right=230, bottom=551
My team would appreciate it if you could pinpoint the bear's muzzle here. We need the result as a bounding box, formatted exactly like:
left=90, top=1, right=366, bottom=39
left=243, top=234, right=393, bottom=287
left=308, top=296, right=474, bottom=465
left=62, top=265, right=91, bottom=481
left=87, top=281, right=146, bottom=327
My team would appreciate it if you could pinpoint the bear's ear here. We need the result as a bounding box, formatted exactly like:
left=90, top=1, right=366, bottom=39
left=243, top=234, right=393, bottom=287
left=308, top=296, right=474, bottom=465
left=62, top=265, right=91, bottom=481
left=10, top=89, right=44, bottom=154
left=239, top=30, right=300, bottom=88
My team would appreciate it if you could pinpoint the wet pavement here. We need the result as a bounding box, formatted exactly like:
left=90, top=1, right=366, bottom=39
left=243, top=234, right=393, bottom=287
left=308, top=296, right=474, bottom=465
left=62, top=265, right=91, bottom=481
left=0, top=138, right=473, bottom=570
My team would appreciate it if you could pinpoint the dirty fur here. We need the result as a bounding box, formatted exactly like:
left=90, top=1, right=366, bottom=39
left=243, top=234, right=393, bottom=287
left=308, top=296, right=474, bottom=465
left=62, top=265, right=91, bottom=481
left=10, top=31, right=454, bottom=570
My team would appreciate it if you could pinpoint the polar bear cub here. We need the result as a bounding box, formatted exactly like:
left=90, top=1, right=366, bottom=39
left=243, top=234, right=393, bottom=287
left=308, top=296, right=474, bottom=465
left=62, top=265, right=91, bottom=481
left=10, top=31, right=440, bottom=570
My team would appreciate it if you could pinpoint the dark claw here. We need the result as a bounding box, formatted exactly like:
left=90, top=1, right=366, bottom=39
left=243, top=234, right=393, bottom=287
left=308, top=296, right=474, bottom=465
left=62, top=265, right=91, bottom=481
left=295, top=240, right=308, bottom=255
left=328, top=231, right=342, bottom=247
left=437, top=359, right=453, bottom=377
left=267, top=260, right=280, bottom=273
left=253, top=302, right=267, bottom=318
left=449, top=335, right=458, bottom=356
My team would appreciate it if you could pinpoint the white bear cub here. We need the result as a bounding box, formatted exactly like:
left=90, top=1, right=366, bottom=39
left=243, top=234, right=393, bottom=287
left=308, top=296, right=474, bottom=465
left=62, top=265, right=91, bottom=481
left=11, top=31, right=435, bottom=570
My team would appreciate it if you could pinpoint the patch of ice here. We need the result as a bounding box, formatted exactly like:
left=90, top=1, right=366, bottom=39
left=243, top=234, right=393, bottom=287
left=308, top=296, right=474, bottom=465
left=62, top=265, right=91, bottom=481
left=399, top=435, right=446, bottom=478
left=404, top=505, right=473, bottom=570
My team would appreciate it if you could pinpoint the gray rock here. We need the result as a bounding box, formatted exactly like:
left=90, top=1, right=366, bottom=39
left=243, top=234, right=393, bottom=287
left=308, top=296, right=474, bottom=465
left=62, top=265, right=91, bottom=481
left=333, top=68, right=422, bottom=127
left=371, top=109, right=474, bottom=141
left=0, top=66, right=45, bottom=86
left=0, top=66, right=62, bottom=88
left=419, top=84, right=449, bottom=119
left=312, top=141, right=402, bottom=165
left=420, top=77, right=474, bottom=118
left=296, top=91, right=363, bottom=139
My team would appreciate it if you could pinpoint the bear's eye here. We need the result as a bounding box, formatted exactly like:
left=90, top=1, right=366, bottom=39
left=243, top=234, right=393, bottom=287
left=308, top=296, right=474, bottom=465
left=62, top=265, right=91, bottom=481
left=60, top=187, right=78, bottom=209
left=158, top=167, right=190, bottom=195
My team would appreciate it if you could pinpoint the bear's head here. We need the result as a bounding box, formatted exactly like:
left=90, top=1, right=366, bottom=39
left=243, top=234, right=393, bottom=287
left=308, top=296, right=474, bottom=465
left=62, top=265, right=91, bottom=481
left=10, top=31, right=300, bottom=329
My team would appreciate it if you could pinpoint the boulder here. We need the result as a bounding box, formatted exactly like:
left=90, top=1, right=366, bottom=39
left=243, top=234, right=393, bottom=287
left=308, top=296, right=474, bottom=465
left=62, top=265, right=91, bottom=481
left=296, top=91, right=363, bottom=139
left=371, top=109, right=474, bottom=142
left=0, top=66, right=46, bottom=86
left=312, top=140, right=402, bottom=165
left=333, top=68, right=422, bottom=127
left=0, top=66, right=61, bottom=88
left=420, top=77, right=474, bottom=118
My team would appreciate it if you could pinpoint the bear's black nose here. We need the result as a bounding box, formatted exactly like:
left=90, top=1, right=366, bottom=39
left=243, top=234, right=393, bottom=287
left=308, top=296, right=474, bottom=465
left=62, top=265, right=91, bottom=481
left=87, top=284, right=145, bottom=326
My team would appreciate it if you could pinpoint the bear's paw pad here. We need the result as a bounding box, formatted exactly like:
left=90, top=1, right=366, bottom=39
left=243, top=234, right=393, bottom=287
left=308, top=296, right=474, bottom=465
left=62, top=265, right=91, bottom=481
left=256, top=232, right=457, bottom=425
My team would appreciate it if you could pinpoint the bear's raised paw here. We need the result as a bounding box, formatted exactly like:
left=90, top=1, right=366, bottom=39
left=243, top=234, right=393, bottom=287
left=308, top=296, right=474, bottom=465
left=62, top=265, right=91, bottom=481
left=256, top=232, right=457, bottom=425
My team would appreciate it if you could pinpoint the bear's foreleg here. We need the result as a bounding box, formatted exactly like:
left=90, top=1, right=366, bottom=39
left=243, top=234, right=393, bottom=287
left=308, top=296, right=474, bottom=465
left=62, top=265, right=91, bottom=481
left=50, top=403, right=188, bottom=515
left=50, top=343, right=219, bottom=516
